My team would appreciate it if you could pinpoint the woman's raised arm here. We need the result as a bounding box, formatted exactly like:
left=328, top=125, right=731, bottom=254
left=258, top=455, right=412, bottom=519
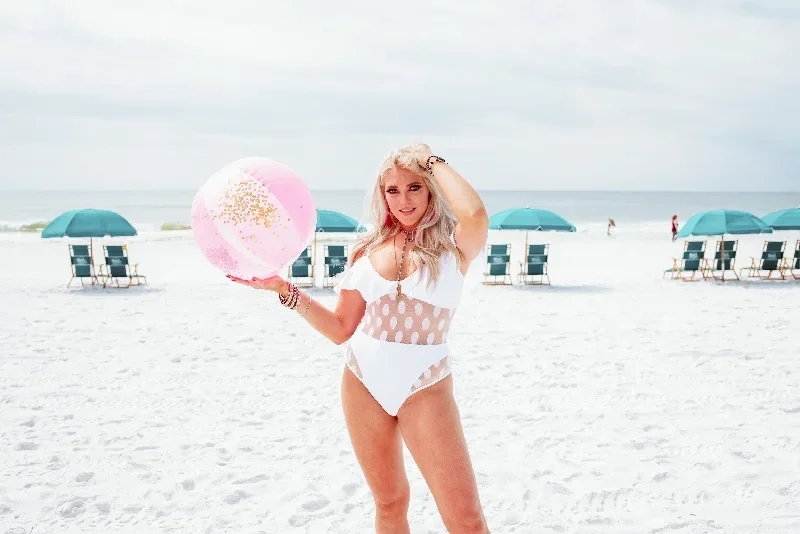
left=413, top=144, right=488, bottom=265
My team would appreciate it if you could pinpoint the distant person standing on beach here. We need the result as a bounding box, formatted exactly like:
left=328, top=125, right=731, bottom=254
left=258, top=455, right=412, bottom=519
left=671, top=215, right=679, bottom=242
left=607, top=217, right=616, bottom=235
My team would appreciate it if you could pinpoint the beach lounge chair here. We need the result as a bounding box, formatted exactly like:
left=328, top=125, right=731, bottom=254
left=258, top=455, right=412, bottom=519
left=745, top=241, right=786, bottom=280
left=323, top=245, right=348, bottom=288
left=518, top=244, right=549, bottom=285
left=287, top=246, right=314, bottom=288
left=664, top=241, right=705, bottom=281
left=703, top=240, right=739, bottom=281
left=785, top=240, right=800, bottom=280
left=100, top=245, right=147, bottom=288
left=483, top=244, right=511, bottom=285
left=67, top=244, right=99, bottom=287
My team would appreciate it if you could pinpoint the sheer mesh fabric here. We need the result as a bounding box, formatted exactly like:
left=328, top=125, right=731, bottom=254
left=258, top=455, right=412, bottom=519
left=408, top=355, right=451, bottom=395
left=361, top=293, right=455, bottom=345
left=345, top=346, right=363, bottom=379
left=345, top=292, right=454, bottom=398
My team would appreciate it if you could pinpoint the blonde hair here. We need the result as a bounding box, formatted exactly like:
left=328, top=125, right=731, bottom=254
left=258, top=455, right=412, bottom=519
left=350, top=143, right=460, bottom=283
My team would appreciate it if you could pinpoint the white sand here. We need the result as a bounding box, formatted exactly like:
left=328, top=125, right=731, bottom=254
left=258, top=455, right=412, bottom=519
left=2, top=228, right=800, bottom=533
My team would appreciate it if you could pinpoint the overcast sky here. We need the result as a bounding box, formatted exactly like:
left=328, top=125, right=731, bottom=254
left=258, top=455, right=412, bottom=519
left=0, top=1, right=798, bottom=191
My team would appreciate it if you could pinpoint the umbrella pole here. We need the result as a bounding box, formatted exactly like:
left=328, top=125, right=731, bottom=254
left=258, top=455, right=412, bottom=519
left=523, top=230, right=528, bottom=282
left=313, top=232, right=317, bottom=287
left=90, top=237, right=95, bottom=286
left=524, top=229, right=528, bottom=261
left=721, top=234, right=725, bottom=282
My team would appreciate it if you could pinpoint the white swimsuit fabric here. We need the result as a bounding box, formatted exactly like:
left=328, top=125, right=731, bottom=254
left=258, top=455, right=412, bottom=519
left=334, top=251, right=464, bottom=416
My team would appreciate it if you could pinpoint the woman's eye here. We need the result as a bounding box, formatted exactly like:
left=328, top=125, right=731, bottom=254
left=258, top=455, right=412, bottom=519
left=386, top=188, right=398, bottom=194
left=409, top=185, right=421, bottom=191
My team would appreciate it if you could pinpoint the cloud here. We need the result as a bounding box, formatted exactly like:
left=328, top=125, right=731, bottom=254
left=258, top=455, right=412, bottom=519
left=0, top=0, right=798, bottom=191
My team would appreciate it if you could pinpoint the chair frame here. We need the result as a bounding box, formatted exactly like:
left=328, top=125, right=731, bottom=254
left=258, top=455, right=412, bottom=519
left=323, top=244, right=348, bottom=289
left=785, top=239, right=800, bottom=280
left=518, top=244, right=550, bottom=285
left=702, top=240, right=739, bottom=281
left=483, top=244, right=512, bottom=286
left=745, top=240, right=786, bottom=280
left=100, top=245, right=147, bottom=288
left=664, top=241, right=706, bottom=281
left=67, top=243, right=100, bottom=287
left=287, top=246, right=314, bottom=288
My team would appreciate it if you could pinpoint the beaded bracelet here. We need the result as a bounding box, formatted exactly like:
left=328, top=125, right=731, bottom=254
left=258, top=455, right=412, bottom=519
left=278, top=283, right=290, bottom=306
left=425, top=155, right=446, bottom=175
left=278, top=283, right=300, bottom=310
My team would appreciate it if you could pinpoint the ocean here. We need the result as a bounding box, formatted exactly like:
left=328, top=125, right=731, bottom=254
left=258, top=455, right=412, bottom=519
left=1, top=190, right=799, bottom=234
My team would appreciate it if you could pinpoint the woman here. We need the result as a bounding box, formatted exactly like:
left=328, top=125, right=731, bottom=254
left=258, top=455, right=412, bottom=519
left=671, top=215, right=679, bottom=242
left=230, top=143, right=491, bottom=533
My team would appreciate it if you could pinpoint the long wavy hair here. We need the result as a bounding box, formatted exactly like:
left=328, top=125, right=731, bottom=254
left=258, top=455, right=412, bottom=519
left=349, top=143, right=460, bottom=283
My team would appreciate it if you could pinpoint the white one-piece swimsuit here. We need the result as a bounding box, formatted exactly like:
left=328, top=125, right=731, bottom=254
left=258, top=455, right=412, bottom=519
left=334, top=251, right=464, bottom=416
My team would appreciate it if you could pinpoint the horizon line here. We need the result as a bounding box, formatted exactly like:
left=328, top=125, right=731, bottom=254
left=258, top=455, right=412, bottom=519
left=2, top=188, right=800, bottom=194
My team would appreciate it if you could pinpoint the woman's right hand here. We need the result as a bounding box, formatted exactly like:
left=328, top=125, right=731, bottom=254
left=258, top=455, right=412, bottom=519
left=227, top=274, right=288, bottom=295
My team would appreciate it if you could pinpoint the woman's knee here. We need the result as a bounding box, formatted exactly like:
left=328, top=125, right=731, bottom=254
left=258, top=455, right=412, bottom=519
left=373, top=482, right=410, bottom=518
left=443, top=505, right=488, bottom=533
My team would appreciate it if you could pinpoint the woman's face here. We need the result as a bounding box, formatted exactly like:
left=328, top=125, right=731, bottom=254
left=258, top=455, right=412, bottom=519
left=383, top=167, right=431, bottom=228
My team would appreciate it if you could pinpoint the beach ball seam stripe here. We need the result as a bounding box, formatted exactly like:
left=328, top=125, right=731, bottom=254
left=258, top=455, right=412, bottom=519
left=201, top=176, right=284, bottom=272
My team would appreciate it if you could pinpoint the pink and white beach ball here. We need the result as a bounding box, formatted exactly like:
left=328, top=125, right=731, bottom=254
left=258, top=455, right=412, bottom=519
left=191, top=157, right=316, bottom=279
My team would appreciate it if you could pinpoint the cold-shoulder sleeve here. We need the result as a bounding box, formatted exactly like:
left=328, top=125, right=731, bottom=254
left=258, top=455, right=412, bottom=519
left=333, top=257, right=394, bottom=303
left=333, top=258, right=369, bottom=297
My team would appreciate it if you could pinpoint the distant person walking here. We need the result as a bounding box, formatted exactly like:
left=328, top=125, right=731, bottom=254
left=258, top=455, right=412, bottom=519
left=607, top=217, right=616, bottom=236
left=671, top=215, right=679, bottom=242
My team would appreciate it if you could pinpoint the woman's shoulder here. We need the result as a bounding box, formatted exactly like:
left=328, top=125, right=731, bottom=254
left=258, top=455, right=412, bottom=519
left=333, top=254, right=372, bottom=296
left=350, top=248, right=366, bottom=265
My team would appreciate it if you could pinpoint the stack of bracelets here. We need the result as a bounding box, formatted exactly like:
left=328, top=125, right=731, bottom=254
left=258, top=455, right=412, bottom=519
left=278, top=282, right=312, bottom=316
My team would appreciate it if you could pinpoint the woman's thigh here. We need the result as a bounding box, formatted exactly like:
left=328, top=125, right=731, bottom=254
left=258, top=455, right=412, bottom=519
left=341, top=368, right=408, bottom=501
left=396, top=375, right=485, bottom=527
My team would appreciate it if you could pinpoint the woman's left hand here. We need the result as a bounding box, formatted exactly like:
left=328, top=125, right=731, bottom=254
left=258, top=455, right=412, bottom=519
left=410, top=143, right=434, bottom=168
left=226, top=274, right=287, bottom=293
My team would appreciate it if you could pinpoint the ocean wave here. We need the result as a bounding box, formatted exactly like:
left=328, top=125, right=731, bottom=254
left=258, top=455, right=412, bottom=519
left=0, top=220, right=51, bottom=233
left=0, top=220, right=166, bottom=234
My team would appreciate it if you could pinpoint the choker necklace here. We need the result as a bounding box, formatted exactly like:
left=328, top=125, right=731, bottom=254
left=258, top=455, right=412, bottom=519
left=395, top=228, right=414, bottom=298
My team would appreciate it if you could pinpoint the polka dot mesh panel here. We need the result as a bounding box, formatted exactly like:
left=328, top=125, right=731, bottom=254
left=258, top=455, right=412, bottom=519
left=360, top=293, right=455, bottom=345
left=409, top=355, right=451, bottom=395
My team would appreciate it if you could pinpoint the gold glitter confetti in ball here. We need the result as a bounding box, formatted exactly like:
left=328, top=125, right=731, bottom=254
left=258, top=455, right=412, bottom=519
left=191, top=157, right=316, bottom=279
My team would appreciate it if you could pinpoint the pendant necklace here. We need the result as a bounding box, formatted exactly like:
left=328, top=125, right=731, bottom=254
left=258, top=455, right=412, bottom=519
left=395, top=228, right=414, bottom=298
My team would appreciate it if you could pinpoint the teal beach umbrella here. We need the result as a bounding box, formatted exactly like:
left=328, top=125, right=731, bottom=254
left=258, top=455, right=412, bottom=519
left=489, top=207, right=576, bottom=260
left=676, top=210, right=772, bottom=238
left=489, top=207, right=576, bottom=232
left=761, top=208, right=800, bottom=231
left=41, top=209, right=138, bottom=239
left=311, top=209, right=365, bottom=262
left=676, top=209, right=772, bottom=281
left=315, top=209, right=365, bottom=233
